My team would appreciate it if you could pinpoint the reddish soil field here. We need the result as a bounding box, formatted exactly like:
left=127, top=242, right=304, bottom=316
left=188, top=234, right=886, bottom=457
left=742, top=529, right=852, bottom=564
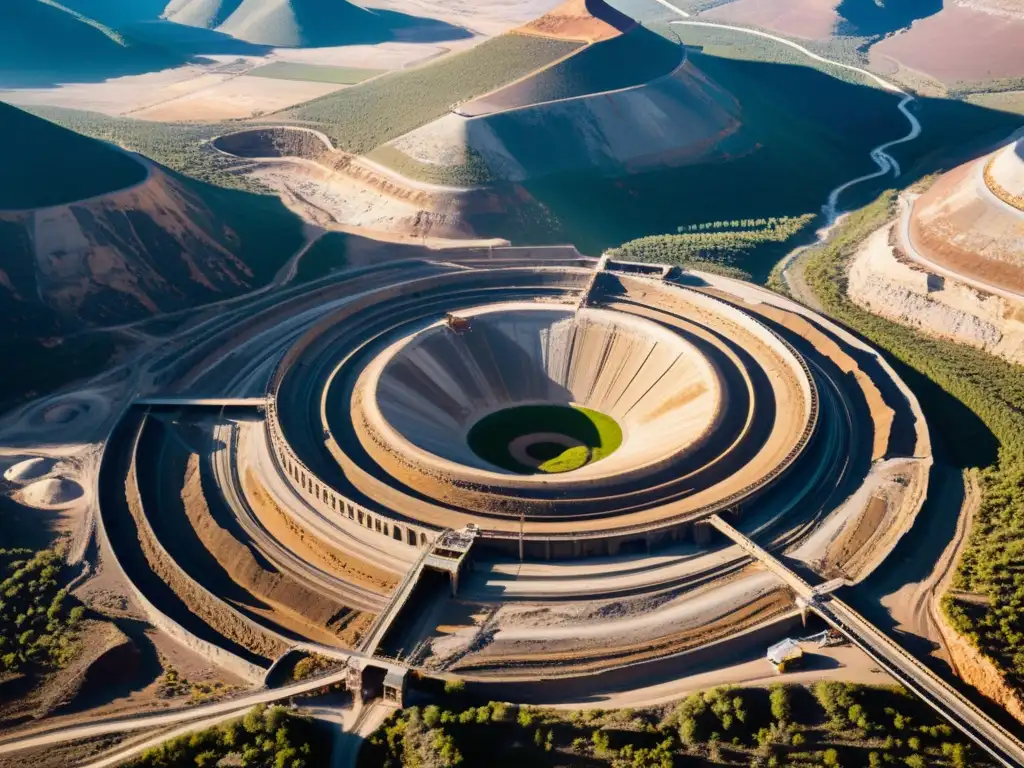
left=703, top=0, right=839, bottom=40
left=869, top=5, right=1024, bottom=84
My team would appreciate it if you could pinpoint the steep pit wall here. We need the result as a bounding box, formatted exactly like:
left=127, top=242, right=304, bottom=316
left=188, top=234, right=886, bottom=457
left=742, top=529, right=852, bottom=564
left=181, top=450, right=360, bottom=646
left=214, top=126, right=545, bottom=240
left=127, top=417, right=287, bottom=662
left=212, top=127, right=332, bottom=161
left=97, top=410, right=268, bottom=682
left=938, top=615, right=1024, bottom=725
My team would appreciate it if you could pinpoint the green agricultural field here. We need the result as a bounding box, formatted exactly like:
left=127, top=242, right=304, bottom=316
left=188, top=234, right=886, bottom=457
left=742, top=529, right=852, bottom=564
left=284, top=33, right=582, bottom=156
left=467, top=404, right=622, bottom=474
left=247, top=61, right=384, bottom=85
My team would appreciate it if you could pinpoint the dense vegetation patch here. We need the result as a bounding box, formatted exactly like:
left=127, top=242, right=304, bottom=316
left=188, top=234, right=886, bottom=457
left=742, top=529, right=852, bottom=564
left=361, top=682, right=985, bottom=767
left=467, top=405, right=622, bottom=474
left=0, top=548, right=82, bottom=676
left=285, top=33, right=582, bottom=155
left=123, top=703, right=328, bottom=768
left=608, top=215, right=815, bottom=280
left=0, top=102, right=148, bottom=209
left=799, top=191, right=1024, bottom=693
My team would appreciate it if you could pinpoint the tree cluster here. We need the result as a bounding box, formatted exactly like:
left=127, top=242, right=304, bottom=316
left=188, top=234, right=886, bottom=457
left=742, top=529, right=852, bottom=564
left=125, top=704, right=325, bottom=768
left=360, top=683, right=985, bottom=767
left=0, top=548, right=82, bottom=675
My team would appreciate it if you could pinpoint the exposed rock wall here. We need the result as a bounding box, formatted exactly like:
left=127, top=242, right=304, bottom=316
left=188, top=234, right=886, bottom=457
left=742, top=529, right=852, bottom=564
left=848, top=223, right=1024, bottom=365
left=125, top=419, right=287, bottom=664
left=937, top=614, right=1024, bottom=725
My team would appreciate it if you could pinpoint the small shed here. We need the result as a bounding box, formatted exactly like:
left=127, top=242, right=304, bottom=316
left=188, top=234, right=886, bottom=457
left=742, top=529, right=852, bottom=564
left=767, top=638, right=804, bottom=672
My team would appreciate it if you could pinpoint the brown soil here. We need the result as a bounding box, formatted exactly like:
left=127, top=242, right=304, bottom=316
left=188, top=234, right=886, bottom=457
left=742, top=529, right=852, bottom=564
left=910, top=160, right=1024, bottom=295
left=515, top=0, right=635, bottom=42
left=37, top=620, right=139, bottom=717
left=0, top=732, right=132, bottom=768
left=125, top=433, right=286, bottom=661
left=868, top=4, right=1024, bottom=84
left=705, top=0, right=839, bottom=40
left=824, top=496, right=888, bottom=578
left=242, top=468, right=398, bottom=592
left=178, top=451, right=356, bottom=647
left=748, top=302, right=893, bottom=461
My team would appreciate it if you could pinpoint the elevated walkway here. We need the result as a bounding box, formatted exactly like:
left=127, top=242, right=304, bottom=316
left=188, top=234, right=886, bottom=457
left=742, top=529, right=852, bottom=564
left=705, top=515, right=1024, bottom=767
left=359, top=528, right=478, bottom=658
left=135, top=397, right=269, bottom=408
left=706, top=514, right=813, bottom=598
left=815, top=599, right=1024, bottom=768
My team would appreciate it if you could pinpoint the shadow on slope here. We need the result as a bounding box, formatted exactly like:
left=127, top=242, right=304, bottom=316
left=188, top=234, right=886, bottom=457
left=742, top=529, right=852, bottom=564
left=0, top=105, right=306, bottom=411
left=523, top=51, right=1023, bottom=274
left=56, top=0, right=170, bottom=26
left=0, top=0, right=186, bottom=88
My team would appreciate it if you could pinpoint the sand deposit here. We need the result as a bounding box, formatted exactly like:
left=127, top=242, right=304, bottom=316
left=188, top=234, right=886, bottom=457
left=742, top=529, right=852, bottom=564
left=704, top=0, right=839, bottom=40
left=868, top=4, right=1024, bottom=84
left=16, top=477, right=85, bottom=509
left=4, top=456, right=57, bottom=484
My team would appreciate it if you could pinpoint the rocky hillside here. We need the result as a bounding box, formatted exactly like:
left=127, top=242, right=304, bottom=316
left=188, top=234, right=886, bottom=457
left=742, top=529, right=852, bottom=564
left=0, top=105, right=305, bottom=406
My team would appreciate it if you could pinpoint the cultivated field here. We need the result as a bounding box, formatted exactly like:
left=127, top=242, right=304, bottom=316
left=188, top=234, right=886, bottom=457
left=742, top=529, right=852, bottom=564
left=703, top=0, right=840, bottom=40
left=868, top=4, right=1024, bottom=86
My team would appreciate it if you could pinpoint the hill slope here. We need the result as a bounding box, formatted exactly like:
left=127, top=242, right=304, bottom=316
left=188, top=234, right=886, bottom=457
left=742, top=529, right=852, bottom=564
left=166, top=0, right=470, bottom=47
left=0, top=105, right=305, bottom=406
left=0, top=102, right=149, bottom=210
left=0, top=0, right=181, bottom=86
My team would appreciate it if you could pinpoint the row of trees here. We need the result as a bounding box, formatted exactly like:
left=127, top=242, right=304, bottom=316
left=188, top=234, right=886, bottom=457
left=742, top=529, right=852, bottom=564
left=676, top=216, right=807, bottom=233
left=360, top=683, right=983, bottom=767
left=800, top=191, right=1024, bottom=691
left=608, top=214, right=815, bottom=274
left=0, top=548, right=82, bottom=675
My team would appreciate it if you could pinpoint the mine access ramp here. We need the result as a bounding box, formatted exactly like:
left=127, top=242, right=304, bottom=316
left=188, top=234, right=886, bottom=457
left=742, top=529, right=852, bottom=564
left=359, top=526, right=478, bottom=658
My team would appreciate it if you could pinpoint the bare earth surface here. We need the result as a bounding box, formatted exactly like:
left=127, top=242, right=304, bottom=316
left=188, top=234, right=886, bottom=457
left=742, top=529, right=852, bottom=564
left=869, top=4, right=1024, bottom=84
left=704, top=0, right=839, bottom=40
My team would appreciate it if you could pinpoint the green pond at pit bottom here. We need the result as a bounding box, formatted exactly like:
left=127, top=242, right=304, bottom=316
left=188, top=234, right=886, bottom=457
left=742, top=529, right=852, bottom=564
left=466, top=404, right=622, bottom=475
